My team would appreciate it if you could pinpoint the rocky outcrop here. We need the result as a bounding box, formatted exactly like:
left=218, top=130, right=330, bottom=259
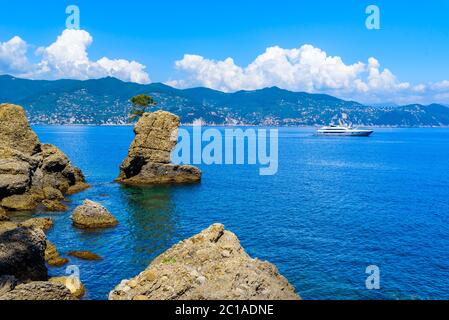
left=116, top=111, right=201, bottom=185
left=0, top=226, right=48, bottom=282
left=0, top=104, right=88, bottom=212
left=71, top=200, right=118, bottom=229
left=109, top=224, right=300, bottom=300
left=19, top=217, right=53, bottom=233
left=0, top=281, right=74, bottom=300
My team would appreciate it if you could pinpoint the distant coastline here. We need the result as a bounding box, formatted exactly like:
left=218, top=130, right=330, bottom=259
left=29, top=123, right=449, bottom=129
left=2, top=75, right=449, bottom=128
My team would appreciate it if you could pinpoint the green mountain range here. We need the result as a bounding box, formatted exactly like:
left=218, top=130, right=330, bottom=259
left=1, top=74, right=449, bottom=126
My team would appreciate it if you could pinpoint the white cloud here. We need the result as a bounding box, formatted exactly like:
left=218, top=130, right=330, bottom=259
left=0, top=36, right=31, bottom=73
left=0, top=29, right=150, bottom=84
left=170, top=44, right=449, bottom=104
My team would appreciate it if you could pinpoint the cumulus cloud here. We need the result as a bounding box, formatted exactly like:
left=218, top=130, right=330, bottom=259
left=0, top=29, right=150, bottom=84
left=169, top=44, right=449, bottom=104
left=0, top=36, right=31, bottom=74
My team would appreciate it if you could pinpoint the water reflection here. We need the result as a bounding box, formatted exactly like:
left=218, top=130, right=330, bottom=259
left=118, top=185, right=178, bottom=263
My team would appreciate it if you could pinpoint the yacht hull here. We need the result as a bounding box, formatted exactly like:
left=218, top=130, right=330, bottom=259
left=317, top=130, right=373, bottom=137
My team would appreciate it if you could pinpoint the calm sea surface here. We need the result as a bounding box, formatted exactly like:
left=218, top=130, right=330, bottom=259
left=20, top=126, right=449, bottom=300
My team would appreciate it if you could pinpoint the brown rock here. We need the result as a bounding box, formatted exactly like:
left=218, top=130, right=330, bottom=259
left=1, top=194, right=37, bottom=211
left=118, top=162, right=202, bottom=185
left=0, top=207, right=9, bottom=221
left=0, top=104, right=88, bottom=211
left=68, top=250, right=102, bottom=261
left=71, top=200, right=118, bottom=229
left=109, top=224, right=300, bottom=300
left=128, top=111, right=180, bottom=164
left=20, top=217, right=54, bottom=233
left=0, top=221, right=18, bottom=232
left=0, top=281, right=75, bottom=300
left=45, top=240, right=69, bottom=267
left=43, top=187, right=64, bottom=200
left=117, top=111, right=201, bottom=185
left=0, top=275, right=18, bottom=296
left=49, top=276, right=85, bottom=299
left=41, top=199, right=68, bottom=212
left=66, top=182, right=90, bottom=195
left=0, top=104, right=41, bottom=155
left=0, top=226, right=48, bottom=282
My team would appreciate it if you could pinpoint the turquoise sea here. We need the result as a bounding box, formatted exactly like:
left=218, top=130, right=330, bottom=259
left=20, top=126, right=449, bottom=300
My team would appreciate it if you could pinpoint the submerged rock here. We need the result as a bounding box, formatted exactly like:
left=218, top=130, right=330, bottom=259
left=0, top=226, right=48, bottom=282
left=49, top=276, right=85, bottom=299
left=109, top=224, right=300, bottom=300
left=0, top=281, right=74, bottom=300
left=0, top=104, right=88, bottom=212
left=68, top=250, right=102, bottom=261
left=116, top=111, right=201, bottom=185
left=45, top=240, right=69, bottom=267
left=71, top=200, right=118, bottom=229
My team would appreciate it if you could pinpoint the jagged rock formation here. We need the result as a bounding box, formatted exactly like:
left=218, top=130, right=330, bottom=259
left=109, top=224, right=300, bottom=300
left=116, top=111, right=201, bottom=185
left=0, top=104, right=88, bottom=212
left=0, top=226, right=48, bottom=282
left=71, top=199, right=118, bottom=229
left=0, top=281, right=74, bottom=300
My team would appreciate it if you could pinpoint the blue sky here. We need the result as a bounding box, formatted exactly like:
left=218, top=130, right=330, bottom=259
left=1, top=0, right=449, bottom=104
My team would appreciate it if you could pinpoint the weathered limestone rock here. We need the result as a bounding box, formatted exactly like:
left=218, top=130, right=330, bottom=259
left=43, top=187, right=64, bottom=200
left=0, top=104, right=89, bottom=211
left=19, top=217, right=54, bottom=233
left=0, top=281, right=75, bottom=300
left=116, top=111, right=201, bottom=185
left=0, top=275, right=17, bottom=296
left=71, top=200, right=118, bottom=229
left=68, top=250, right=102, bottom=261
left=49, top=276, right=85, bottom=299
left=0, top=104, right=40, bottom=155
left=1, top=194, right=38, bottom=211
left=0, top=221, right=18, bottom=233
left=0, top=226, right=48, bottom=282
left=109, top=224, right=300, bottom=300
left=41, top=199, right=68, bottom=212
left=45, top=240, right=69, bottom=267
left=0, top=207, right=9, bottom=221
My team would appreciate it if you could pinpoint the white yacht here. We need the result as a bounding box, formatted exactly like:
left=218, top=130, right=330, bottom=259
left=317, top=124, right=373, bottom=137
